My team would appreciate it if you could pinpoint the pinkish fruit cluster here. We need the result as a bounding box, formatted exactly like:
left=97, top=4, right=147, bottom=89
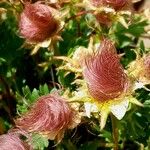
left=102, top=0, right=127, bottom=10
left=92, top=0, right=127, bottom=10
left=83, top=39, right=128, bottom=102
left=143, top=55, right=150, bottom=79
left=15, top=94, right=73, bottom=139
left=0, top=130, right=32, bottom=150
left=19, top=2, right=58, bottom=42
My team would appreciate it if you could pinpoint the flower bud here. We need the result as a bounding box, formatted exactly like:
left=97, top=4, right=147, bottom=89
left=15, top=94, right=73, bottom=140
left=0, top=130, right=32, bottom=150
left=83, top=39, right=128, bottom=102
left=19, top=2, right=59, bottom=42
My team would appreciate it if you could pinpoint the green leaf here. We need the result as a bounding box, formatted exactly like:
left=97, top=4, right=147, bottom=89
left=0, top=57, right=6, bottom=65
left=22, top=86, right=32, bottom=100
left=110, top=15, right=148, bottom=48
left=39, top=84, right=49, bottom=96
left=30, top=88, right=40, bottom=103
left=31, top=133, right=49, bottom=150
left=139, top=40, right=145, bottom=54
left=16, top=103, right=28, bottom=114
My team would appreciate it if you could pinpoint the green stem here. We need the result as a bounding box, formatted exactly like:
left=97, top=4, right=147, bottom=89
left=111, top=113, right=119, bottom=150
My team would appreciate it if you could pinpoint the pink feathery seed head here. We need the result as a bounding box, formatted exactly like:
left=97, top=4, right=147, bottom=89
left=19, top=2, right=59, bottom=42
left=95, top=12, right=112, bottom=26
left=91, top=0, right=103, bottom=7
left=15, top=94, right=73, bottom=139
left=92, top=0, right=127, bottom=10
left=103, top=0, right=127, bottom=9
left=0, top=130, right=32, bottom=150
left=143, top=55, right=150, bottom=79
left=83, top=39, right=128, bottom=102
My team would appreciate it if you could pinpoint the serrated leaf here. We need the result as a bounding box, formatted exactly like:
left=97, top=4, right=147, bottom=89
left=110, top=15, right=148, bottom=49
left=39, top=84, right=49, bottom=95
left=16, top=104, right=28, bottom=114
left=22, top=86, right=32, bottom=100
left=100, top=130, right=112, bottom=141
left=139, top=40, right=145, bottom=54
left=30, top=88, right=40, bottom=103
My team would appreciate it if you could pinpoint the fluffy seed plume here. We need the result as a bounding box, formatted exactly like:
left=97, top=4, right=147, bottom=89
left=143, top=55, right=150, bottom=79
left=19, top=2, right=58, bottom=42
left=83, top=39, right=128, bottom=102
left=0, top=130, right=32, bottom=150
left=103, top=0, right=127, bottom=10
left=92, top=0, right=127, bottom=10
left=15, top=94, right=73, bottom=139
left=95, top=12, right=112, bottom=26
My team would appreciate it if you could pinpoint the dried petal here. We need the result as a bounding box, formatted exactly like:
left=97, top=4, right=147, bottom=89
left=15, top=94, right=73, bottom=139
left=0, top=130, right=32, bottom=150
left=83, top=39, right=128, bottom=102
left=19, top=2, right=58, bottom=42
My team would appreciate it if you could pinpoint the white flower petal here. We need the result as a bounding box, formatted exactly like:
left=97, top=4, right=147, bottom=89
left=110, top=100, right=129, bottom=120
left=39, top=39, right=51, bottom=48
left=133, top=81, right=144, bottom=90
left=84, top=102, right=92, bottom=118
left=84, top=102, right=98, bottom=118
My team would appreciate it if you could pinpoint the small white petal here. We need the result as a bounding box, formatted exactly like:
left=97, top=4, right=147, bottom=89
left=50, top=0, right=58, bottom=3
left=110, top=100, right=129, bottom=120
left=30, top=40, right=51, bottom=55
left=39, top=40, right=51, bottom=48
left=84, top=102, right=92, bottom=118
left=84, top=102, right=98, bottom=118
left=74, top=90, right=86, bottom=98
left=132, top=0, right=142, bottom=3
left=134, top=81, right=144, bottom=90
left=133, top=81, right=150, bottom=91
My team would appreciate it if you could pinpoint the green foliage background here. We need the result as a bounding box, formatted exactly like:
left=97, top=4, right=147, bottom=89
left=0, top=0, right=150, bottom=149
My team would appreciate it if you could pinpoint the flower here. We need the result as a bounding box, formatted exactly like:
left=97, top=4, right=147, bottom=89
left=15, top=94, right=74, bottom=140
left=85, top=0, right=131, bottom=26
left=83, top=39, right=128, bottom=102
left=0, top=129, right=32, bottom=150
left=75, top=38, right=142, bottom=129
left=19, top=2, right=59, bottom=43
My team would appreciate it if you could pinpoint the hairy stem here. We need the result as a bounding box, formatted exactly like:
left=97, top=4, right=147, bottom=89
left=111, top=113, right=119, bottom=150
left=66, top=10, right=94, bottom=22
